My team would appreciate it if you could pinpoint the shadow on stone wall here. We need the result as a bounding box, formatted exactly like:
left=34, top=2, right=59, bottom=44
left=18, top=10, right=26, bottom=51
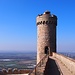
left=44, top=57, right=60, bottom=75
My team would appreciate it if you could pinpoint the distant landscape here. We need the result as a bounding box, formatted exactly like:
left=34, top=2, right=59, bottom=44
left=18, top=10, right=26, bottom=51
left=0, top=52, right=75, bottom=70
left=0, top=52, right=36, bottom=70
left=59, top=52, right=75, bottom=59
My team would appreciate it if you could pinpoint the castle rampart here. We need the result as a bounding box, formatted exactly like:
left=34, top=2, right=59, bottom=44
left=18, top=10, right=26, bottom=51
left=53, top=52, right=75, bottom=75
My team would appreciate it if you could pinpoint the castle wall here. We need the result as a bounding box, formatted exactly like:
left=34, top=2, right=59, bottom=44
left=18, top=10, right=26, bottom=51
left=53, top=53, right=75, bottom=75
left=1, top=69, right=30, bottom=75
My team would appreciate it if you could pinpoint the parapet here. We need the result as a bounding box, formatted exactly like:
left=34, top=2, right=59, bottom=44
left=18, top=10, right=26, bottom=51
left=36, top=11, right=57, bottom=26
left=0, top=68, right=31, bottom=75
left=43, top=11, right=50, bottom=14
left=53, top=53, right=75, bottom=75
left=37, top=11, right=57, bottom=18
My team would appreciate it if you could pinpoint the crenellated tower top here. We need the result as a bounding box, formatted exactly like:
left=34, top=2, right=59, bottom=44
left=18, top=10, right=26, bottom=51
left=36, top=11, right=57, bottom=26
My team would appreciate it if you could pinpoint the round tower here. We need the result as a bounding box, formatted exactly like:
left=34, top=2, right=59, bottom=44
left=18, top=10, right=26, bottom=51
left=36, top=11, right=57, bottom=63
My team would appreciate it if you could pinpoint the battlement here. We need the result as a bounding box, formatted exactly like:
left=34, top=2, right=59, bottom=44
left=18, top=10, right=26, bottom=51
left=37, top=11, right=57, bottom=17
left=36, top=11, right=57, bottom=26
left=0, top=68, right=31, bottom=75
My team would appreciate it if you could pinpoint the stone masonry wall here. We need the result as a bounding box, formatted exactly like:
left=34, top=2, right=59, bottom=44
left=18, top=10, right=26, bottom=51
left=53, top=52, right=75, bottom=75
left=36, top=11, right=57, bottom=63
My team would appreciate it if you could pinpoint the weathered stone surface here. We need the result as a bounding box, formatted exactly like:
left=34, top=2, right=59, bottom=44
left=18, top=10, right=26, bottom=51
left=36, top=11, right=57, bottom=63
left=53, top=53, right=75, bottom=75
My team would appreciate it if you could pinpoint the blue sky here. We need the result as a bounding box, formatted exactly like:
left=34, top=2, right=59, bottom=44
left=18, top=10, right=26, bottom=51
left=0, top=0, right=75, bottom=52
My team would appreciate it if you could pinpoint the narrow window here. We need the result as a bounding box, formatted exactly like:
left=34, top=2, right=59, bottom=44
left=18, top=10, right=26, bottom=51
left=44, top=46, right=49, bottom=54
left=46, top=21, right=48, bottom=24
left=43, top=21, right=45, bottom=24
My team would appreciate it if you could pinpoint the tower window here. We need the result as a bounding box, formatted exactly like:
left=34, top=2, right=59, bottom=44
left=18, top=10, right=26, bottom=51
left=46, top=21, right=48, bottom=24
left=43, top=21, right=45, bottom=24
left=44, top=46, right=49, bottom=54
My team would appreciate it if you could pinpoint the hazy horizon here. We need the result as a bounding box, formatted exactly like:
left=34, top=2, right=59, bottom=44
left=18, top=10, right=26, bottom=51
left=0, top=50, right=75, bottom=53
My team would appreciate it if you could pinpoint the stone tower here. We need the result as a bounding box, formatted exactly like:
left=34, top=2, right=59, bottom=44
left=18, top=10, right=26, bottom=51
left=36, top=11, right=57, bottom=63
